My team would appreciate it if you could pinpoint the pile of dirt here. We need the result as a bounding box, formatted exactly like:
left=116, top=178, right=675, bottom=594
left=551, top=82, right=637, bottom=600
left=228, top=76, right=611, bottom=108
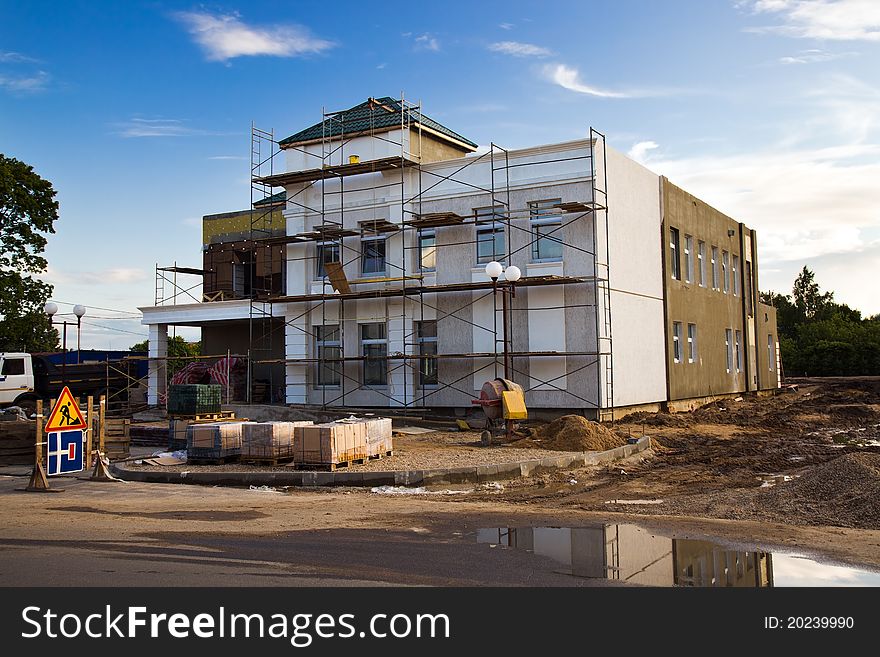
left=764, top=452, right=880, bottom=528
left=617, top=410, right=690, bottom=428
left=536, top=415, right=626, bottom=452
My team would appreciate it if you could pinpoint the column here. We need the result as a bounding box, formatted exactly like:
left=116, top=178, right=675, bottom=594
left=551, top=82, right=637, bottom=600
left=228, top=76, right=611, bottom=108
left=147, top=323, right=167, bottom=406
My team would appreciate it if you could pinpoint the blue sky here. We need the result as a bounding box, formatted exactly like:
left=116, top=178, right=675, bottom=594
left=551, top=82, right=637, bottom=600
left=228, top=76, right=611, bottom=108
left=2, top=0, right=879, bottom=348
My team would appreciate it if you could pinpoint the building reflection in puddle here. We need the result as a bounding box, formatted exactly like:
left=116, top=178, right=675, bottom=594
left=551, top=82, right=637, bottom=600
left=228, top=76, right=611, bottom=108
left=477, top=525, right=772, bottom=587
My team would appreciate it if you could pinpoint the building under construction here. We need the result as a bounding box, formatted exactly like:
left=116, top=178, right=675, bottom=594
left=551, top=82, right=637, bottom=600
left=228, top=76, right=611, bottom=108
left=141, top=96, right=780, bottom=419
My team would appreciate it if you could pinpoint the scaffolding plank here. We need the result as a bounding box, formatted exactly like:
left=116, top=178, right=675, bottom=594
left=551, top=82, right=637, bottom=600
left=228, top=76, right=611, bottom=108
left=403, top=212, right=466, bottom=228
left=553, top=201, right=606, bottom=213
left=323, top=262, right=351, bottom=294
left=269, top=274, right=589, bottom=303
left=253, top=156, right=418, bottom=187
left=359, top=219, right=401, bottom=234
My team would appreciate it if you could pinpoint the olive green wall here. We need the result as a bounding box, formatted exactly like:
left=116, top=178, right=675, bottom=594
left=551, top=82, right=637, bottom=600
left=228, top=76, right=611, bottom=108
left=661, top=178, right=778, bottom=401
left=755, top=302, right=779, bottom=390
left=408, top=128, right=474, bottom=163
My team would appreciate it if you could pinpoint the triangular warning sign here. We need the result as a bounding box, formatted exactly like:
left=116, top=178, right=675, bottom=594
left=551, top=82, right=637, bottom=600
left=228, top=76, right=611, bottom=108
left=44, top=386, right=87, bottom=432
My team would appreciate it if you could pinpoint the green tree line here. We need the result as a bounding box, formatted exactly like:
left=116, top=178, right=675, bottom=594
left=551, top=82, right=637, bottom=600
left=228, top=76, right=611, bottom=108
left=762, top=267, right=880, bottom=377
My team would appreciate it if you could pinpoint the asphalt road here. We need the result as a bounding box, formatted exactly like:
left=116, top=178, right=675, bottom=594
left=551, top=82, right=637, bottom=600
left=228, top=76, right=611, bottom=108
left=0, top=473, right=611, bottom=587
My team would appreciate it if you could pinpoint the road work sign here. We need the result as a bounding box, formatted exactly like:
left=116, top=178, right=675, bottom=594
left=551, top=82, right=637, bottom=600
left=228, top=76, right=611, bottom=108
left=47, top=430, right=85, bottom=475
left=44, top=386, right=87, bottom=432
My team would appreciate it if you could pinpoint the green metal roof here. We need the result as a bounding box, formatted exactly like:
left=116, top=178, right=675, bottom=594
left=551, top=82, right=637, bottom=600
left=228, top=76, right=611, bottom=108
left=278, top=97, right=478, bottom=149
left=253, top=190, right=286, bottom=207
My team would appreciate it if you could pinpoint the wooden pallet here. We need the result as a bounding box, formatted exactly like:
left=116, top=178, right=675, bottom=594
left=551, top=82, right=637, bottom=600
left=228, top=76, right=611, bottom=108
left=187, top=454, right=239, bottom=465
left=368, top=450, right=394, bottom=460
left=240, top=456, right=294, bottom=467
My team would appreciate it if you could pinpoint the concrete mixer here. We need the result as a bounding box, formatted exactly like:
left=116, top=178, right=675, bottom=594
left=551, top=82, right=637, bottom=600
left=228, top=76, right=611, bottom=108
left=471, top=377, right=528, bottom=445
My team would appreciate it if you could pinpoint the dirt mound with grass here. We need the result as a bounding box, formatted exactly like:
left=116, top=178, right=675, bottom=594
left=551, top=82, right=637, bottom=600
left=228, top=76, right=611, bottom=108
left=535, top=415, right=626, bottom=452
left=764, top=452, right=880, bottom=528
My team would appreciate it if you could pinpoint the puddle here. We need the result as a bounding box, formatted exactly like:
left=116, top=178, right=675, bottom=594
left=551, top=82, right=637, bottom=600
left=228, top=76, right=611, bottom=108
left=477, top=524, right=880, bottom=587
left=371, top=485, right=472, bottom=496
left=757, top=473, right=798, bottom=488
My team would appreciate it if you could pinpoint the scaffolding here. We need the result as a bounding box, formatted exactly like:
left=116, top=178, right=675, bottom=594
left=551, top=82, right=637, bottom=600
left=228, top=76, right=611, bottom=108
left=155, top=96, right=615, bottom=419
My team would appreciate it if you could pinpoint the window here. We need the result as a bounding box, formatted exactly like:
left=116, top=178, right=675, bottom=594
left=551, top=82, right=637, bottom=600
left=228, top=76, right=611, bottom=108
left=672, top=321, right=682, bottom=363
left=529, top=199, right=563, bottom=261
left=725, top=329, right=733, bottom=373
left=416, top=320, right=438, bottom=387
left=475, top=206, right=506, bottom=264
left=768, top=334, right=775, bottom=372
left=418, top=230, right=436, bottom=272
left=669, top=227, right=681, bottom=280
left=316, top=241, right=340, bottom=279
left=687, top=323, right=697, bottom=363
left=361, top=323, right=387, bottom=386
left=735, top=330, right=743, bottom=372
left=711, top=246, right=719, bottom=290
left=1, top=358, right=25, bottom=376
left=314, top=325, right=341, bottom=387
left=722, top=250, right=730, bottom=293
left=361, top=236, right=386, bottom=275
left=732, top=255, right=740, bottom=296
left=698, top=241, right=706, bottom=287
left=684, top=234, right=693, bottom=283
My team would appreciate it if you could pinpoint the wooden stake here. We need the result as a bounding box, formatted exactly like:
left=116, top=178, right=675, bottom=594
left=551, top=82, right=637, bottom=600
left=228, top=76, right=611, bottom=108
left=24, top=399, right=61, bottom=493
left=85, top=395, right=94, bottom=470
left=90, top=395, right=119, bottom=482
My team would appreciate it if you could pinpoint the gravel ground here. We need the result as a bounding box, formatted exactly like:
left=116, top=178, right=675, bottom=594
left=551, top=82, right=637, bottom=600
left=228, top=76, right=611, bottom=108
left=124, top=430, right=581, bottom=474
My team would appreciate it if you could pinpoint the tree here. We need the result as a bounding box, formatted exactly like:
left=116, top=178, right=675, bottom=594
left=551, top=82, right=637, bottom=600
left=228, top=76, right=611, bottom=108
left=792, top=266, right=833, bottom=320
left=765, top=267, right=880, bottom=376
left=130, top=336, right=201, bottom=376
left=0, top=154, right=59, bottom=352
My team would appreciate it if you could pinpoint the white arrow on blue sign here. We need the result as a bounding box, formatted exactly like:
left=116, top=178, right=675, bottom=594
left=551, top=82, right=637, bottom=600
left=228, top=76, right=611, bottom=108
left=47, top=430, right=85, bottom=476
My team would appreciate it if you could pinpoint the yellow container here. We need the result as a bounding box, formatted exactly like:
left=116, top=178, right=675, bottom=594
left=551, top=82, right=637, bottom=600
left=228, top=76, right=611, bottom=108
left=501, top=390, right=528, bottom=420
left=349, top=155, right=360, bottom=164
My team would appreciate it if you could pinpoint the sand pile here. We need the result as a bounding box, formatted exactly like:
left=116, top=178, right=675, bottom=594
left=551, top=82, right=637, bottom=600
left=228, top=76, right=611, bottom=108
left=536, top=415, right=626, bottom=452
left=765, top=452, right=880, bottom=528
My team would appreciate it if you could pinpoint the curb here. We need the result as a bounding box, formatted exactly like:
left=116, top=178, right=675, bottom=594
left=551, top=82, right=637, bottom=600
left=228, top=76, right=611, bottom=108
left=110, top=436, right=651, bottom=488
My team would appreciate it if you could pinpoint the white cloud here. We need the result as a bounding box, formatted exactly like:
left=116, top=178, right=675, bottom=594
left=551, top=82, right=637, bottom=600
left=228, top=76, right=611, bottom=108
left=114, top=118, right=222, bottom=138
left=0, top=51, right=38, bottom=63
left=544, top=64, right=632, bottom=98
left=650, top=143, right=880, bottom=261
left=627, top=140, right=660, bottom=163
left=0, top=70, right=50, bottom=93
left=499, top=22, right=514, bottom=30
left=488, top=41, right=552, bottom=57
left=42, top=267, right=148, bottom=286
left=376, top=62, right=387, bottom=69
left=778, top=48, right=856, bottom=63
left=741, top=0, right=880, bottom=41
left=414, top=33, right=440, bottom=51
left=173, top=10, right=334, bottom=62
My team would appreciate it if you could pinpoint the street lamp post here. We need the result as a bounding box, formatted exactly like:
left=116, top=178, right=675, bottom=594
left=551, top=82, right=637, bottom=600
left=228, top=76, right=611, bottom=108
left=44, top=302, right=87, bottom=386
left=484, top=261, right=521, bottom=381
left=73, top=305, right=86, bottom=364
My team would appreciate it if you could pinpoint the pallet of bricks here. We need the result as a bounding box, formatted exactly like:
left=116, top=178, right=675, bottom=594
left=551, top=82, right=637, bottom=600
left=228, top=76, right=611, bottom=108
left=186, top=421, right=244, bottom=464
left=240, top=421, right=314, bottom=465
left=293, top=417, right=393, bottom=471
left=167, top=384, right=237, bottom=451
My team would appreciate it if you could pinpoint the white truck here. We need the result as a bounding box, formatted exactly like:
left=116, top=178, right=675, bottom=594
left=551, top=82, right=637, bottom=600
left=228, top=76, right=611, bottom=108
left=0, top=352, right=130, bottom=414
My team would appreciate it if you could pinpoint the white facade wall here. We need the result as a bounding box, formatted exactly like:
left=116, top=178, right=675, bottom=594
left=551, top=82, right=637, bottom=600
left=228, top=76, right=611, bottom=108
left=603, top=147, right=667, bottom=407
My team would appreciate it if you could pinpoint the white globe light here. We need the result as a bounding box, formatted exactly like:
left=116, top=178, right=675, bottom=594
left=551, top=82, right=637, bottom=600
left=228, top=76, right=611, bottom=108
left=73, top=304, right=87, bottom=318
left=485, top=260, right=503, bottom=279
left=505, top=265, right=521, bottom=282
left=44, top=302, right=58, bottom=317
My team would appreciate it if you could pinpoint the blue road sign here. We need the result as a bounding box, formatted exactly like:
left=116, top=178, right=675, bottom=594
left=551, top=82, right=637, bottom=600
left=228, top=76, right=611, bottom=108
left=47, top=430, right=85, bottom=476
